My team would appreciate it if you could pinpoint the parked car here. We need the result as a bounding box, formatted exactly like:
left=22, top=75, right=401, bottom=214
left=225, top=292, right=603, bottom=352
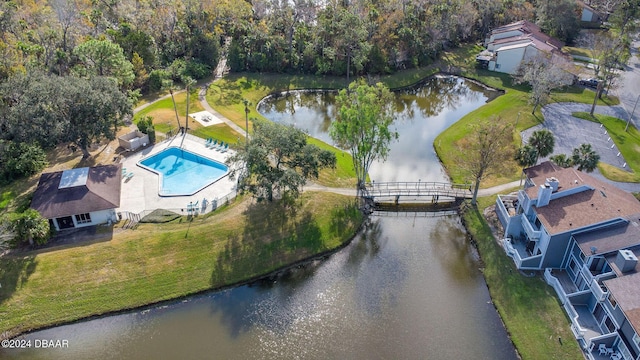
left=579, top=78, right=599, bottom=89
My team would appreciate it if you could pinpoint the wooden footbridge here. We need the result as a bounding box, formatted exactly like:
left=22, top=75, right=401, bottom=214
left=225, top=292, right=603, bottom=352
left=362, top=181, right=473, bottom=205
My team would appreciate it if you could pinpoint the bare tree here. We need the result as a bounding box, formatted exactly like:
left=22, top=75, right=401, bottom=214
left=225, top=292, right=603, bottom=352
left=514, top=53, right=575, bottom=114
left=455, top=119, right=514, bottom=206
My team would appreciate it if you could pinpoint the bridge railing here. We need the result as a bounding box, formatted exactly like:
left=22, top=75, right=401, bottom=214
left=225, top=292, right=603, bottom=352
left=365, top=182, right=471, bottom=191
left=363, top=181, right=472, bottom=199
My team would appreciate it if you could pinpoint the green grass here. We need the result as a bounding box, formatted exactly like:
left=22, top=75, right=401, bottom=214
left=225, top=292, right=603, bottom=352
left=564, top=46, right=596, bottom=59
left=462, top=201, right=582, bottom=360
left=190, top=123, right=243, bottom=148
left=572, top=112, right=640, bottom=182
left=0, top=192, right=363, bottom=338
left=434, top=44, right=619, bottom=187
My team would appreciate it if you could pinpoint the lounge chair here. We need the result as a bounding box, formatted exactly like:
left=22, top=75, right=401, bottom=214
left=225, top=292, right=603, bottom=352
left=220, top=144, right=229, bottom=153
left=208, top=139, right=218, bottom=148
left=214, top=141, right=224, bottom=150
left=126, top=172, right=134, bottom=180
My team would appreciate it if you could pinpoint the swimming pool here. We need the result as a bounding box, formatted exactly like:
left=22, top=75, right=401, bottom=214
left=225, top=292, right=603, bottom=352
left=138, top=147, right=229, bottom=196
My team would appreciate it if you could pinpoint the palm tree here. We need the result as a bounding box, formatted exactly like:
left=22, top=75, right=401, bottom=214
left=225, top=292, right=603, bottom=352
left=549, top=154, right=573, bottom=168
left=514, top=145, right=537, bottom=185
left=572, top=143, right=600, bottom=172
left=161, top=79, right=182, bottom=133
left=181, top=76, right=197, bottom=133
left=528, top=129, right=555, bottom=164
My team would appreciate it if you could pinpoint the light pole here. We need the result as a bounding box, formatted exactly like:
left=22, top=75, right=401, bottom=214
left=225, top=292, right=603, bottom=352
left=625, top=94, right=640, bottom=132
left=243, top=99, right=250, bottom=151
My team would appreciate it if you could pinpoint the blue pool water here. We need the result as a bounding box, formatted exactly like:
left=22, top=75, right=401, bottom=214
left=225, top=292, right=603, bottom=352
left=138, top=147, right=229, bottom=196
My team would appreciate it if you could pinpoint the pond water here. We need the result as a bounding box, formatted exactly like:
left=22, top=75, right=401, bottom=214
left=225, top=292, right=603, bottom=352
left=258, top=75, right=499, bottom=182
left=1, top=76, right=516, bottom=360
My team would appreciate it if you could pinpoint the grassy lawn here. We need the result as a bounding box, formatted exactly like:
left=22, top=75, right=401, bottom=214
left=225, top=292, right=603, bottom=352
left=434, top=44, right=618, bottom=187
left=572, top=112, right=640, bottom=182
left=0, top=192, right=363, bottom=338
left=462, top=200, right=582, bottom=360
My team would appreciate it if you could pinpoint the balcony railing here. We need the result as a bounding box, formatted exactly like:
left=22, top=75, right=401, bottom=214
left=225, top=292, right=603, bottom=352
left=522, top=215, right=542, bottom=239
left=545, top=269, right=570, bottom=305
left=503, top=239, right=542, bottom=269
left=589, top=278, right=608, bottom=302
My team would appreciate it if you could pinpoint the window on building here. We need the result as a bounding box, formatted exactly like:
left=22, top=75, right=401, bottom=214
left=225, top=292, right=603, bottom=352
left=609, top=294, right=618, bottom=309
left=75, top=213, right=92, bottom=224
left=633, top=333, right=640, bottom=348
left=604, top=316, right=616, bottom=333
left=569, top=258, right=578, bottom=276
left=495, top=63, right=501, bottom=69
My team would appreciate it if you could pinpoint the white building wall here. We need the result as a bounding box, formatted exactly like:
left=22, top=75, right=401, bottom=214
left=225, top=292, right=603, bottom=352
left=52, top=209, right=117, bottom=231
left=494, top=47, right=527, bottom=74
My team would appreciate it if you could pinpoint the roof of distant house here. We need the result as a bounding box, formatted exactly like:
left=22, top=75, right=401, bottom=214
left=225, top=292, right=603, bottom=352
left=523, top=162, right=640, bottom=234
left=492, top=20, right=564, bottom=47
left=490, top=20, right=564, bottom=52
left=31, top=164, right=122, bottom=219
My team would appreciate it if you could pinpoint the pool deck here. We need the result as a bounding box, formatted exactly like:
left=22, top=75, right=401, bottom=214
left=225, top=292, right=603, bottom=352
left=117, top=134, right=237, bottom=215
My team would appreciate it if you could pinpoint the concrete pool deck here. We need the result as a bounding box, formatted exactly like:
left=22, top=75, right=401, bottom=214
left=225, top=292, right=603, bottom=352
left=117, top=134, right=237, bottom=216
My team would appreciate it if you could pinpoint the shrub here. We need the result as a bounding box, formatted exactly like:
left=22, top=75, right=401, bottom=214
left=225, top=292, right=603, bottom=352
left=148, top=69, right=170, bottom=92
left=5, top=209, right=50, bottom=246
left=0, top=140, right=48, bottom=184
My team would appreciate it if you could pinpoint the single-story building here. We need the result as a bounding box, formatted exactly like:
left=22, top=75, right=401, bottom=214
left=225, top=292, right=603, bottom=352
left=31, top=164, right=122, bottom=231
left=118, top=130, right=149, bottom=151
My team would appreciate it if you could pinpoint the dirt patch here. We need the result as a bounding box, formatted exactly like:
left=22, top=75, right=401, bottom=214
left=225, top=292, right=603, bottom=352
left=483, top=204, right=505, bottom=245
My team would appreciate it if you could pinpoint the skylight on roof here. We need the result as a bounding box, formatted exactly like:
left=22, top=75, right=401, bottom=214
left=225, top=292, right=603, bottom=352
left=58, top=168, right=89, bottom=189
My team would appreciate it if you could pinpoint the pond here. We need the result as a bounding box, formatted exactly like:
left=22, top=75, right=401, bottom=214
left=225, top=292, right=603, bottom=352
left=1, top=76, right=516, bottom=360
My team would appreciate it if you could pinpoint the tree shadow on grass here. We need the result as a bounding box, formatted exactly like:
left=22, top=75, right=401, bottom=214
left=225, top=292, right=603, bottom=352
left=0, top=255, right=37, bottom=306
left=209, top=81, right=243, bottom=106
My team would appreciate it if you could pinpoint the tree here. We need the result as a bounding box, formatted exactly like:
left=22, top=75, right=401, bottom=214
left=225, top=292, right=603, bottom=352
left=329, top=81, right=398, bottom=195
left=0, top=72, right=132, bottom=158
left=514, top=144, right=537, bottom=185
left=572, top=143, right=600, bottom=172
left=6, top=209, right=50, bottom=246
left=549, top=153, right=572, bottom=168
left=161, top=79, right=182, bottom=131
left=527, top=129, right=555, bottom=163
left=136, top=116, right=156, bottom=143
left=182, top=76, right=197, bottom=132
left=536, top=0, right=581, bottom=43
left=549, top=144, right=600, bottom=172
left=0, top=140, right=48, bottom=184
left=455, top=120, right=513, bottom=206
left=226, top=120, right=336, bottom=202
left=73, top=39, right=135, bottom=88
left=514, top=53, right=574, bottom=114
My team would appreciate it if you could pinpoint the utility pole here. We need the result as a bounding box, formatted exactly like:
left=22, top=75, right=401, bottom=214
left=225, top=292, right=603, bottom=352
left=243, top=99, right=250, bottom=151
left=625, top=94, right=640, bottom=132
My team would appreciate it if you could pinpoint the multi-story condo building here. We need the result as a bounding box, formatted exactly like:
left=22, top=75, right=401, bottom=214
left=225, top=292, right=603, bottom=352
left=496, top=161, right=640, bottom=360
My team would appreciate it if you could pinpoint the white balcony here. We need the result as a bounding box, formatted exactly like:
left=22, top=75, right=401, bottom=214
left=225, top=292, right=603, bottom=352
left=589, top=278, right=608, bottom=302
left=503, top=238, right=542, bottom=269
left=522, top=215, right=541, bottom=239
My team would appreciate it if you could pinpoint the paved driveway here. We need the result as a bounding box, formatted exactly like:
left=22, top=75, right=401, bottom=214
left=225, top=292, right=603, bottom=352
left=522, top=102, right=640, bottom=193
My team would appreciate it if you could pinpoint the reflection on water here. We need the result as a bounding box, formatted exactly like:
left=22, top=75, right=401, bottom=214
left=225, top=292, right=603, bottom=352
left=2, top=217, right=516, bottom=360
left=258, top=76, right=498, bottom=183
left=1, top=76, right=516, bottom=360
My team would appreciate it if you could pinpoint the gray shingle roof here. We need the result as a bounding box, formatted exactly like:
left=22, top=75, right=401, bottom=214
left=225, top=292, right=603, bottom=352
left=31, top=164, right=122, bottom=218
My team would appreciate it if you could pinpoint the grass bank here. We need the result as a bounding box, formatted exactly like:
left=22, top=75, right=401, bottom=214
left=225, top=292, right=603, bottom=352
left=0, top=192, right=363, bottom=338
left=434, top=44, right=618, bottom=187
left=572, top=112, right=640, bottom=182
left=461, top=199, right=582, bottom=360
